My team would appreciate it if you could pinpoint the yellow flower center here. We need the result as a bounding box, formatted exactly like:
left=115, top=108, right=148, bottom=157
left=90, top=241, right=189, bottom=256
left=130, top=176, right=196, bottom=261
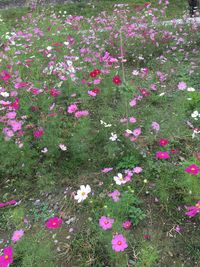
left=5, top=255, right=9, bottom=260
left=81, top=192, right=86, bottom=196
left=191, top=168, right=195, bottom=171
left=195, top=204, right=200, bottom=209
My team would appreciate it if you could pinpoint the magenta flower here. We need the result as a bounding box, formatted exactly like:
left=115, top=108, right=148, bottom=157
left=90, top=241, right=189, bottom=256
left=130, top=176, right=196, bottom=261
left=112, top=234, right=128, bottom=252
left=185, top=164, right=200, bottom=175
left=11, top=229, right=24, bottom=243
left=0, top=200, right=17, bottom=208
left=108, top=190, right=120, bottom=202
left=0, top=70, right=11, bottom=81
left=0, top=246, right=13, bottom=267
left=159, top=138, right=169, bottom=146
left=67, top=103, right=78, bottom=113
left=99, top=216, right=114, bottom=230
left=185, top=201, right=200, bottom=217
left=45, top=217, right=63, bottom=229
left=101, top=167, right=113, bottom=173
left=156, top=151, right=170, bottom=159
left=33, top=128, right=44, bottom=138
left=122, top=220, right=132, bottom=230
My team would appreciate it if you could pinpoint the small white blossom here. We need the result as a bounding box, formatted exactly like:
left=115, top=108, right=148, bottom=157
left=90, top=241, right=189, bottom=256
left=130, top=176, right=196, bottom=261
left=74, top=185, right=91, bottom=203
left=109, top=133, right=118, bottom=141
left=114, top=173, right=126, bottom=185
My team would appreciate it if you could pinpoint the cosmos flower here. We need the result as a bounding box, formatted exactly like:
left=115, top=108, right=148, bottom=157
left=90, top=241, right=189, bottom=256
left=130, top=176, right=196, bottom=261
left=108, top=190, right=120, bottom=202
left=74, top=185, right=91, bottom=203
left=113, top=173, right=126, bottom=185
left=45, top=217, right=63, bottom=229
left=0, top=246, right=13, bottom=267
left=185, top=164, right=200, bottom=175
left=99, top=216, right=114, bottom=230
left=122, top=220, right=132, bottom=230
left=112, top=234, right=128, bottom=252
left=185, top=201, right=200, bottom=217
left=112, top=75, right=122, bottom=85
left=59, top=144, right=67, bottom=151
left=67, top=103, right=78, bottom=113
left=177, top=81, right=187, bottom=90
left=159, top=139, right=169, bottom=146
left=11, top=229, right=24, bottom=243
left=156, top=151, right=170, bottom=159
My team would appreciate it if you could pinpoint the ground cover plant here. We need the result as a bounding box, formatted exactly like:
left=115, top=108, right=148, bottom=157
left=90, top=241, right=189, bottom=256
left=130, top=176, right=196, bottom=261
left=0, top=0, right=200, bottom=266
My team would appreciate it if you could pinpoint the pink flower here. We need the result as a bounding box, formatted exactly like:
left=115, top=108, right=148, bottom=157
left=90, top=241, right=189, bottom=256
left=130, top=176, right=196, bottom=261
left=159, top=139, right=169, bottom=146
left=75, top=110, right=89, bottom=118
left=0, top=70, right=11, bottom=81
left=88, top=90, right=97, bottom=97
left=156, top=151, right=170, bottom=159
left=0, top=246, right=13, bottom=267
left=151, top=121, right=160, bottom=131
left=6, top=112, right=16, bottom=119
left=33, top=128, right=44, bottom=138
left=122, top=220, right=132, bottom=230
left=133, top=166, right=142, bottom=173
left=112, top=234, right=128, bottom=252
left=185, top=164, right=200, bottom=175
left=14, top=82, right=28, bottom=89
left=175, top=225, right=181, bottom=233
left=8, top=120, right=22, bottom=132
left=50, top=88, right=61, bottom=97
left=150, top=84, right=157, bottom=91
left=129, top=98, right=137, bottom=107
left=185, top=201, right=200, bottom=217
left=3, top=128, right=14, bottom=138
left=99, top=216, right=114, bottom=230
left=67, top=103, right=78, bottom=113
left=108, top=190, right=120, bottom=202
left=178, top=81, right=187, bottom=90
left=133, top=127, right=141, bottom=137
left=101, top=167, right=113, bottom=173
left=11, top=229, right=24, bottom=243
left=129, top=117, right=137, bottom=123
left=0, top=200, right=17, bottom=208
left=10, top=98, right=19, bottom=110
left=45, top=217, right=63, bottom=229
left=30, top=88, right=42, bottom=95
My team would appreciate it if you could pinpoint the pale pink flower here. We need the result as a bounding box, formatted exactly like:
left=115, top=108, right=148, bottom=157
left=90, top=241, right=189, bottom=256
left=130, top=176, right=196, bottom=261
left=11, top=229, right=24, bottom=243
left=178, top=81, right=187, bottom=90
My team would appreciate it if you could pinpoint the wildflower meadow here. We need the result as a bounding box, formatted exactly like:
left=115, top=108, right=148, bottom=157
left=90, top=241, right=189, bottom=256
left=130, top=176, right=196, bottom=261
left=0, top=0, right=200, bottom=266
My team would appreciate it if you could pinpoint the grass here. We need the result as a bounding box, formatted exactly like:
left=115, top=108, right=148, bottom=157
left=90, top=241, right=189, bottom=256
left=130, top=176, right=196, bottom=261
left=0, top=0, right=200, bottom=266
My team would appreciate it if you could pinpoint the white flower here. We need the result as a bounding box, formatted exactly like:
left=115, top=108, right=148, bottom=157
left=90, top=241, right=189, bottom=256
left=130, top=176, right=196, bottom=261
left=0, top=92, right=9, bottom=98
left=191, top=111, right=199, bottom=118
left=74, top=185, right=91, bottom=203
left=125, top=129, right=132, bottom=134
left=187, top=87, right=195, bottom=92
left=109, top=132, right=118, bottom=141
left=41, top=147, right=48, bottom=153
left=46, top=46, right=52, bottom=51
left=113, top=173, right=126, bottom=185
left=132, top=70, right=139, bottom=76
left=59, top=144, right=67, bottom=151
